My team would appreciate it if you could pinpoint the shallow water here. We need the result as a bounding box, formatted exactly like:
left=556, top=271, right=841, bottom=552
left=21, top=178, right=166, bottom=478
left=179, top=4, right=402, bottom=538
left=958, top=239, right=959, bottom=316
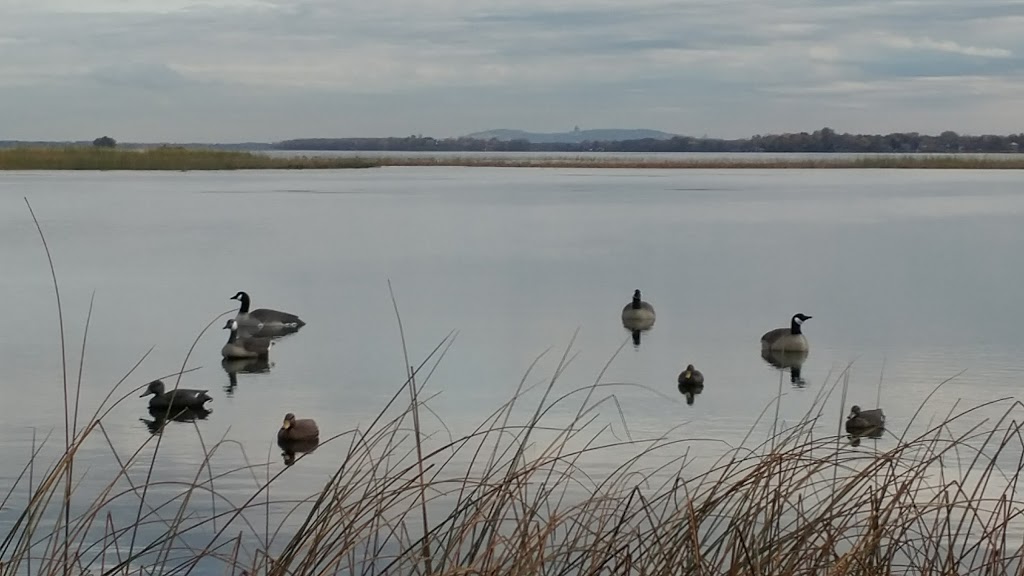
left=1, top=167, right=1023, bottom=569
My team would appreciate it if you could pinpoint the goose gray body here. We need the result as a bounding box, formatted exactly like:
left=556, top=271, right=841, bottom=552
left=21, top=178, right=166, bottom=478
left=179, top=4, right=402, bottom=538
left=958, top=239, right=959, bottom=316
left=278, top=412, right=319, bottom=443
left=846, top=405, right=885, bottom=434
left=621, top=289, right=656, bottom=331
left=231, top=291, right=305, bottom=336
left=678, top=364, right=704, bottom=387
left=760, top=313, right=812, bottom=353
left=140, top=379, right=212, bottom=411
left=221, top=319, right=273, bottom=359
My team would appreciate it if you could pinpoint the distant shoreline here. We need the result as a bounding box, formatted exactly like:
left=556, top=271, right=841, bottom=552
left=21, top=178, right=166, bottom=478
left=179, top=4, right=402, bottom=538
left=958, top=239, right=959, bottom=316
left=2, top=146, right=1024, bottom=170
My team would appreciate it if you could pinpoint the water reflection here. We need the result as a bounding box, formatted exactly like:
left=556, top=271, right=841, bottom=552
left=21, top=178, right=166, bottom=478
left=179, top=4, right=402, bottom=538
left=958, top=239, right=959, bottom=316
left=278, top=437, right=320, bottom=466
left=140, top=406, right=212, bottom=435
left=761, top=348, right=808, bottom=387
left=221, top=357, right=274, bottom=396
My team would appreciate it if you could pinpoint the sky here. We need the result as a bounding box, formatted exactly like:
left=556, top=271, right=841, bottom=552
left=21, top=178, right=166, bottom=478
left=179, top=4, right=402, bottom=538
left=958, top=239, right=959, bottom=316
left=2, top=0, right=1023, bottom=142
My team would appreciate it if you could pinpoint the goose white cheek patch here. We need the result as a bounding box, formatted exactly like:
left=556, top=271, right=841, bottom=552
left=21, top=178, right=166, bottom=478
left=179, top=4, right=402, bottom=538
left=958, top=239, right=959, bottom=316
left=794, top=317, right=804, bottom=325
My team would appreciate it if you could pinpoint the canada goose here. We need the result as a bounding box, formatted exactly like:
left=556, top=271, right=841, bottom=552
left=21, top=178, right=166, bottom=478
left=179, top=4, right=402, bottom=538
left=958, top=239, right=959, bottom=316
left=230, top=291, right=305, bottom=336
left=621, top=289, right=656, bottom=331
left=221, top=319, right=273, bottom=359
left=139, top=379, right=212, bottom=411
left=846, top=405, right=885, bottom=434
left=760, top=313, right=812, bottom=353
left=678, top=364, right=704, bottom=387
left=278, top=412, right=319, bottom=443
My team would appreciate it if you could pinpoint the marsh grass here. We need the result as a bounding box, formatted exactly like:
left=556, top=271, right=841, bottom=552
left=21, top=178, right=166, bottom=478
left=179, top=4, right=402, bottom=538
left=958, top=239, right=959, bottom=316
left=377, top=154, right=1024, bottom=169
left=4, top=147, right=1024, bottom=170
left=0, top=147, right=378, bottom=170
left=8, top=199, right=1024, bottom=576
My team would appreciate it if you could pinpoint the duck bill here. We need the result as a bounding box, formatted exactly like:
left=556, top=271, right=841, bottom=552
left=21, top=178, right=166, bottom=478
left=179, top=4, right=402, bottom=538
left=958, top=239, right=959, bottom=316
left=683, top=371, right=691, bottom=379
left=139, top=391, right=150, bottom=398
left=281, top=420, right=291, bottom=430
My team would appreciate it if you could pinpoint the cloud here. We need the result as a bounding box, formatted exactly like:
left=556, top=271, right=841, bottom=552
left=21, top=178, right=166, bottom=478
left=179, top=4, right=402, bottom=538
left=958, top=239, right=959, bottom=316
left=3, top=0, right=1024, bottom=140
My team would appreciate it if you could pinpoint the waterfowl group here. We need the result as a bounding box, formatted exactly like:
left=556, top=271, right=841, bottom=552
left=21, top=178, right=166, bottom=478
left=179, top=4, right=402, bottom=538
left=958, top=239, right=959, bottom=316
left=139, top=290, right=318, bottom=458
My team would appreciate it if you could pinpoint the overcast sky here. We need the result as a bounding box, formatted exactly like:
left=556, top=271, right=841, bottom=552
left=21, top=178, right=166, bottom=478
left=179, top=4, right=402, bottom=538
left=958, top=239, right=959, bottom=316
left=3, top=0, right=1023, bottom=142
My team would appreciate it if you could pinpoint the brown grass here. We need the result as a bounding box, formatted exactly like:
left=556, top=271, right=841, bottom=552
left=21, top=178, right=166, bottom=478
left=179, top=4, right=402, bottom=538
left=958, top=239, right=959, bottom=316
left=0, top=147, right=378, bottom=170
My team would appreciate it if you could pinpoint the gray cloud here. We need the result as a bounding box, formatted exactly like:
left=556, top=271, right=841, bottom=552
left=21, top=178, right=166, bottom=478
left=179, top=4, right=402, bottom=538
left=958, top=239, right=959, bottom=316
left=2, top=0, right=1023, bottom=140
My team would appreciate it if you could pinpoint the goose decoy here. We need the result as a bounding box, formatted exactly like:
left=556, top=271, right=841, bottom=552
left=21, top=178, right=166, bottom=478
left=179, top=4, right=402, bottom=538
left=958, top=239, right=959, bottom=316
left=278, top=412, right=319, bottom=443
left=139, top=379, right=213, bottom=411
left=845, top=405, right=885, bottom=434
left=221, top=319, right=273, bottom=359
left=621, top=289, right=656, bottom=331
left=230, top=291, right=305, bottom=336
left=677, top=364, right=704, bottom=387
left=760, top=313, right=812, bottom=353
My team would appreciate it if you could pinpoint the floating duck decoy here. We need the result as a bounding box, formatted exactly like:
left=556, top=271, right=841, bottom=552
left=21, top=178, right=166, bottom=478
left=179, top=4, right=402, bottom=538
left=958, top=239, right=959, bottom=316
left=278, top=412, right=319, bottom=443
left=845, top=405, right=885, bottom=435
left=139, top=379, right=213, bottom=411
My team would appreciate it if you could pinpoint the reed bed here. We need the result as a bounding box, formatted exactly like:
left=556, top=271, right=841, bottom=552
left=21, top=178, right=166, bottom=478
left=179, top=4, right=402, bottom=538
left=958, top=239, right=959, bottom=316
left=7, top=200, right=1024, bottom=576
left=376, top=154, right=1024, bottom=169
left=0, top=147, right=378, bottom=170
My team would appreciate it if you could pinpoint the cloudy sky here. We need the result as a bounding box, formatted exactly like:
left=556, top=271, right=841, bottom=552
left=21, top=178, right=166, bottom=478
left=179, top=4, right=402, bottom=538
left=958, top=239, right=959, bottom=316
left=3, top=0, right=1023, bottom=142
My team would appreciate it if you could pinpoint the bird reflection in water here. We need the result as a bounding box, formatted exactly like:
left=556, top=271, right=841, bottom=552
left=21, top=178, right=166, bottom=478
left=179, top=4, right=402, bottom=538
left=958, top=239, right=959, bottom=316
left=140, top=406, right=212, bottom=435
left=221, top=357, right=273, bottom=396
left=278, top=437, right=320, bottom=466
left=760, top=348, right=808, bottom=387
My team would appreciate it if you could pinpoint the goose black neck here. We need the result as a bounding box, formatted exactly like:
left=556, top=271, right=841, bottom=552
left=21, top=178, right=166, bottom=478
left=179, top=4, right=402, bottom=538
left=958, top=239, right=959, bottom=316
left=238, top=293, right=251, bottom=313
left=226, top=329, right=238, bottom=344
left=790, top=317, right=803, bottom=335
left=631, top=296, right=641, bottom=310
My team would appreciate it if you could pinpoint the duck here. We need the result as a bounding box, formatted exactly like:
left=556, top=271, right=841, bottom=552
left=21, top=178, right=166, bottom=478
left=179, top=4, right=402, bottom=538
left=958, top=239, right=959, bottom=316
left=139, top=379, right=213, bottom=411
left=230, top=291, right=305, bottom=336
left=221, top=319, right=273, bottom=359
left=845, top=405, right=885, bottom=434
left=278, top=412, right=319, bottom=443
left=760, top=313, right=812, bottom=353
left=677, top=364, right=704, bottom=387
left=621, top=289, right=656, bottom=331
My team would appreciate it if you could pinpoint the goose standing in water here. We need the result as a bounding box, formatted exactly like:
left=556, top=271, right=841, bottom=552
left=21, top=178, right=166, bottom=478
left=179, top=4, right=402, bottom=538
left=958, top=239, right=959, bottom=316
left=621, top=289, right=656, bottom=332
left=845, top=405, right=885, bottom=434
left=230, top=291, right=305, bottom=336
left=221, top=319, right=273, bottom=359
left=760, top=313, right=812, bottom=354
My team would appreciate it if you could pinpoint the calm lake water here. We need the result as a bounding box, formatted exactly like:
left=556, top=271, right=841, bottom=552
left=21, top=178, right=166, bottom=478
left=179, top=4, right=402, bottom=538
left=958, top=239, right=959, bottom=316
left=2, top=166, right=1024, bottom=569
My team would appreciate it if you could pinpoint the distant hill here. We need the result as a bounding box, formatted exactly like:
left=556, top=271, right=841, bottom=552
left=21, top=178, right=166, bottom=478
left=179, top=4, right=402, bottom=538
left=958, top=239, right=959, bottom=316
left=464, top=128, right=679, bottom=144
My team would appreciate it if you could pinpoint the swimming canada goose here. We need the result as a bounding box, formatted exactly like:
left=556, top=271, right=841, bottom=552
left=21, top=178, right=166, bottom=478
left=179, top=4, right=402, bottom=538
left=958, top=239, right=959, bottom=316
left=221, top=319, right=273, bottom=359
left=760, top=313, right=812, bottom=353
left=139, top=379, right=213, bottom=411
left=677, top=364, right=704, bottom=387
left=846, top=405, right=885, bottom=434
left=621, top=289, right=656, bottom=331
left=230, top=291, right=305, bottom=336
left=278, top=412, right=319, bottom=443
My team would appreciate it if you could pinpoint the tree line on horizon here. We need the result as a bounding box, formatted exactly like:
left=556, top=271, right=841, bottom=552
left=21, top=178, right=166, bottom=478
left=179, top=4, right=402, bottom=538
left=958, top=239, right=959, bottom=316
left=277, top=128, right=1023, bottom=154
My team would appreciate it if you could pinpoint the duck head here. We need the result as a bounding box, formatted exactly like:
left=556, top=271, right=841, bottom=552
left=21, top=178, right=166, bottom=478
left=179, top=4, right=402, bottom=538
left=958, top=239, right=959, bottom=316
left=281, top=412, right=296, bottom=430
left=683, top=364, right=695, bottom=379
left=139, top=379, right=166, bottom=398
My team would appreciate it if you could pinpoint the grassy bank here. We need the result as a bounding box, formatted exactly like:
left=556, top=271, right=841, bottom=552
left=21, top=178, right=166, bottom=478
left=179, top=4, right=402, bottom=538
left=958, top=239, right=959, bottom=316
left=4, top=147, right=1024, bottom=170
left=376, top=154, right=1024, bottom=169
left=0, top=146, right=379, bottom=170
